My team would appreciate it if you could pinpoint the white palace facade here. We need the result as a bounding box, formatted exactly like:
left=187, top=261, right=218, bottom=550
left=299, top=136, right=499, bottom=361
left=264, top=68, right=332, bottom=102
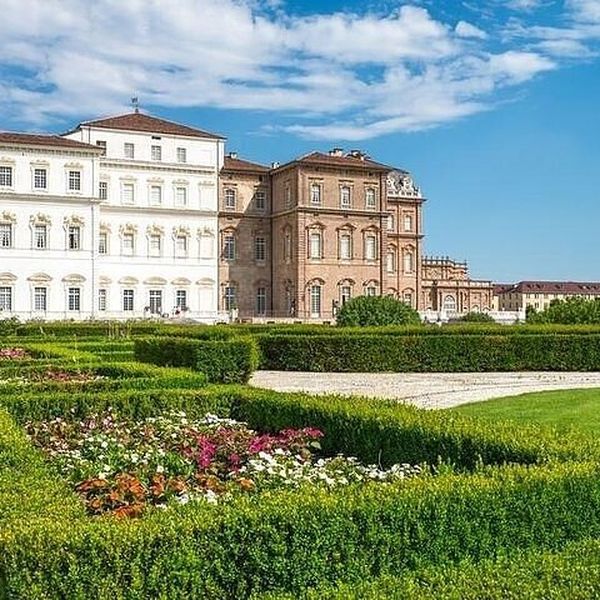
left=0, top=112, right=224, bottom=322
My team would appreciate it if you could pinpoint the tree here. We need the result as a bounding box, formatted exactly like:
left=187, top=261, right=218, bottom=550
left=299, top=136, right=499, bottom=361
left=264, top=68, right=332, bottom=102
left=336, top=296, right=421, bottom=327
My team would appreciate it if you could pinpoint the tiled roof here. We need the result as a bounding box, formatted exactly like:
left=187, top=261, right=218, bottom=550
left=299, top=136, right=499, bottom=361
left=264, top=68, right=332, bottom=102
left=0, top=132, right=100, bottom=151
left=500, top=281, right=600, bottom=295
left=274, top=151, right=392, bottom=173
left=222, top=156, right=269, bottom=173
left=78, top=112, right=225, bottom=140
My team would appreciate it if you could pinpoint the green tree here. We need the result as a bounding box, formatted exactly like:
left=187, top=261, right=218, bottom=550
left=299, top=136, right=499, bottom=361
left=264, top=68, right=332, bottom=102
left=336, top=296, right=421, bottom=327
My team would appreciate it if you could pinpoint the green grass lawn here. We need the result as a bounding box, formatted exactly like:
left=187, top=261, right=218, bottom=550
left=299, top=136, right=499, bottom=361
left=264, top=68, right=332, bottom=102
left=451, top=388, right=600, bottom=434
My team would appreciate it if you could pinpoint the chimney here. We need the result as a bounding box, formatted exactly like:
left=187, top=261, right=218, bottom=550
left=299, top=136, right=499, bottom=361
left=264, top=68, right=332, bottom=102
left=271, top=161, right=280, bottom=169
left=329, top=148, right=344, bottom=157
left=228, top=151, right=238, bottom=159
left=348, top=149, right=366, bottom=160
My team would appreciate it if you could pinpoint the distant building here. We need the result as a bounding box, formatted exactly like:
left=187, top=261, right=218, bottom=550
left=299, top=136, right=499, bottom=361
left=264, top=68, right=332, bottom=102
left=495, top=281, right=600, bottom=312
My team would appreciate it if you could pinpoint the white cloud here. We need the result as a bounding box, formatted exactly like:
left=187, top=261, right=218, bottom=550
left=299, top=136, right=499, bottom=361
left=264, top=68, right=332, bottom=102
left=506, top=0, right=546, bottom=11
left=0, top=0, right=594, bottom=139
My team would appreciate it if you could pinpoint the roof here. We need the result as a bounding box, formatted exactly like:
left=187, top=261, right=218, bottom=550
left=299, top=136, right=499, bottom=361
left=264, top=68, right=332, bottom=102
left=500, top=281, right=600, bottom=295
left=0, top=132, right=100, bottom=151
left=273, top=151, right=392, bottom=173
left=76, top=112, right=225, bottom=140
left=222, top=155, right=269, bottom=173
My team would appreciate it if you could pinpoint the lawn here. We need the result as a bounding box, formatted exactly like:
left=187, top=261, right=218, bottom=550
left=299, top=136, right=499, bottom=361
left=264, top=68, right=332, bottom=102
left=452, top=388, right=600, bottom=434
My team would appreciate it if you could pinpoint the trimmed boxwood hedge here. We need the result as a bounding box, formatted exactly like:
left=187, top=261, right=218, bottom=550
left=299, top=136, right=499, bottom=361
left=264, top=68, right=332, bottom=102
left=134, top=336, right=259, bottom=383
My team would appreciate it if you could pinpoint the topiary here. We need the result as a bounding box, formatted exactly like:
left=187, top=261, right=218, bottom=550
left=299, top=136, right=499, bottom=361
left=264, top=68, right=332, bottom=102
left=336, top=296, right=421, bottom=327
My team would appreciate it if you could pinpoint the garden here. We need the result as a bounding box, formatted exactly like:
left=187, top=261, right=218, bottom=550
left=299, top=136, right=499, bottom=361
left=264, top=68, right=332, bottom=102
left=2, top=321, right=600, bottom=598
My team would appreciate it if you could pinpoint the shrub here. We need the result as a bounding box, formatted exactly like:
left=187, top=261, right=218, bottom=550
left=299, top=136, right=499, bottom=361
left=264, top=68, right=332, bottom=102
left=527, top=297, right=600, bottom=324
left=134, top=337, right=259, bottom=383
left=336, top=296, right=421, bottom=327
left=456, top=312, right=495, bottom=323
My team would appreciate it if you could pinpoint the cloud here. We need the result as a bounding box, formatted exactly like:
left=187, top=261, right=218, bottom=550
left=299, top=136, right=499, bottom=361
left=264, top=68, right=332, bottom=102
left=0, top=0, right=595, bottom=140
left=506, top=0, right=546, bottom=11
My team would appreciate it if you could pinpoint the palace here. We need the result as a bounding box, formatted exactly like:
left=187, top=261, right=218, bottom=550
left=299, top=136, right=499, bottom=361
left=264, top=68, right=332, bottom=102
left=0, top=111, right=492, bottom=322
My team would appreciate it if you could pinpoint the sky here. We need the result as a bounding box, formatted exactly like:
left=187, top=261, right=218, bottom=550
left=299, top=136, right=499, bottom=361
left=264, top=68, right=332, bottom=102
left=1, top=0, right=599, bottom=282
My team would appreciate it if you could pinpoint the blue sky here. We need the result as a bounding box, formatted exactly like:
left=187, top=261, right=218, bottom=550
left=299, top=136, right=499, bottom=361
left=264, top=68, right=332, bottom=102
left=1, top=0, right=599, bottom=282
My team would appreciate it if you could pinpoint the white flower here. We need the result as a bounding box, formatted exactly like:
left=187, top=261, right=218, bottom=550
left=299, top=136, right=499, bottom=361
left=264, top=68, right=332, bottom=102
left=156, top=465, right=165, bottom=473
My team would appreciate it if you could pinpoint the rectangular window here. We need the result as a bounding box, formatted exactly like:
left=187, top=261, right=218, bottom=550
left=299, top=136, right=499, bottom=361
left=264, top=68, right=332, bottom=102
left=149, top=290, right=162, bottom=314
left=175, top=235, right=188, bottom=257
left=310, top=285, right=321, bottom=317
left=256, top=287, right=267, bottom=316
left=365, top=235, right=377, bottom=260
left=124, top=143, right=135, bottom=159
left=68, top=226, right=81, bottom=250
left=0, top=166, right=13, bottom=187
left=68, top=287, right=81, bottom=311
left=404, top=214, right=413, bottom=232
left=0, top=287, right=12, bottom=311
left=98, top=289, right=107, bottom=311
left=365, top=188, right=376, bottom=209
left=150, top=185, right=162, bottom=206
left=68, top=171, right=81, bottom=191
left=366, top=286, right=377, bottom=297
left=340, top=186, right=351, bottom=208
left=386, top=251, right=396, bottom=273
left=309, top=232, right=322, bottom=259
left=285, top=185, right=292, bottom=208
left=34, top=287, right=47, bottom=311
left=254, top=236, right=266, bottom=262
left=403, top=252, right=414, bottom=274
left=151, top=145, right=162, bottom=161
left=121, top=183, right=135, bottom=205
left=255, top=190, right=266, bottom=210
left=223, top=235, right=236, bottom=260
left=96, top=140, right=107, bottom=155
left=0, top=224, right=12, bottom=248
left=175, top=186, right=187, bottom=206
left=34, top=168, right=47, bottom=190
left=122, top=233, right=134, bottom=256
left=387, top=215, right=395, bottom=232
left=34, top=225, right=47, bottom=249
left=99, top=181, right=108, bottom=200
left=176, top=147, right=187, bottom=163
left=284, top=232, right=292, bottom=262
left=98, top=232, right=108, bottom=254
left=224, top=286, right=236, bottom=311
left=341, top=286, right=352, bottom=305
left=149, top=234, right=161, bottom=257
left=224, top=189, right=236, bottom=210
left=122, top=289, right=134, bottom=312
left=310, top=184, right=321, bottom=206
left=339, top=234, right=351, bottom=260
left=176, top=289, right=187, bottom=310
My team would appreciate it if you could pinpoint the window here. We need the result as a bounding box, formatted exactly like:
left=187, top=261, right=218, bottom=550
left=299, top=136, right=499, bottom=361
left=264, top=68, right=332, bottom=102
left=387, top=215, right=395, bottom=232
left=310, top=183, right=322, bottom=206
left=99, top=181, right=108, bottom=200
left=199, top=232, right=214, bottom=259
left=176, top=290, right=187, bottom=310
left=340, top=285, right=352, bottom=305
left=256, top=287, right=267, bottom=316
left=310, top=285, right=322, bottom=317
left=224, top=286, right=236, bottom=311
left=124, top=143, right=135, bottom=159
left=175, top=235, right=188, bottom=257
left=96, top=140, right=107, bottom=155
left=99, top=232, right=108, bottom=254
left=386, top=250, right=396, bottom=273
left=151, top=145, right=162, bottom=161
left=68, top=287, right=81, bottom=311
left=68, top=226, right=81, bottom=250
left=34, top=287, right=47, bottom=311
left=0, top=166, right=13, bottom=187
left=34, top=225, right=47, bottom=249
left=404, top=214, right=413, bottom=232
left=403, top=251, right=414, bottom=274
left=443, top=295, right=457, bottom=312
left=254, top=236, right=266, bottom=262
left=340, top=186, right=351, bottom=208
left=150, top=185, right=162, bottom=206
left=123, top=289, right=134, bottom=312
left=34, top=168, right=47, bottom=190
left=98, top=289, right=107, bottom=312
left=223, top=234, right=236, bottom=260
left=149, top=234, right=161, bottom=257
left=365, top=286, right=377, bottom=297
left=0, top=224, right=12, bottom=248
left=365, top=235, right=377, bottom=260
left=122, top=183, right=135, bottom=205
left=309, top=231, right=322, bottom=259
left=176, top=147, right=187, bottom=163
left=68, top=171, right=81, bottom=191
left=224, top=189, right=236, bottom=210
left=284, top=231, right=292, bottom=262
left=365, top=188, right=376, bottom=209
left=285, top=185, right=292, bottom=208
left=149, top=290, right=162, bottom=314
left=255, top=190, right=266, bottom=211
left=175, top=186, right=187, bottom=207
left=122, top=233, right=135, bottom=256
left=339, top=233, right=352, bottom=260
left=0, top=287, right=12, bottom=311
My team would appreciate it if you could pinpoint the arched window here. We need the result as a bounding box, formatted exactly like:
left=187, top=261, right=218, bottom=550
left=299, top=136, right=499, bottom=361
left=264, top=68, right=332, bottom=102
left=443, top=295, right=457, bottom=311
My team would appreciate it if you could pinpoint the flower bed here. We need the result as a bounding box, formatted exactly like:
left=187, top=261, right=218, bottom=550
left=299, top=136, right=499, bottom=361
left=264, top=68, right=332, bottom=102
left=0, top=368, right=103, bottom=387
left=0, top=347, right=31, bottom=360
left=26, top=410, right=422, bottom=517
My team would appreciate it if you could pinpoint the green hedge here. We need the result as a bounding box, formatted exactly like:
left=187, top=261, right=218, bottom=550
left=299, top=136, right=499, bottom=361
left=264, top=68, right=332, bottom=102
left=258, top=333, right=600, bottom=372
left=134, top=337, right=259, bottom=383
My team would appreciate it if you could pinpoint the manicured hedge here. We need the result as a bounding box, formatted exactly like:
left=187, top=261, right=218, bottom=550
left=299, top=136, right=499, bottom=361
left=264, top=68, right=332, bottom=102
left=258, top=333, right=600, bottom=372
left=134, top=337, right=259, bottom=383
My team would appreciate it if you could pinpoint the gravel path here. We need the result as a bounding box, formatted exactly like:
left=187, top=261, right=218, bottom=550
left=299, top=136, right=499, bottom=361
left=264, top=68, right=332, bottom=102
left=250, top=371, right=600, bottom=409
